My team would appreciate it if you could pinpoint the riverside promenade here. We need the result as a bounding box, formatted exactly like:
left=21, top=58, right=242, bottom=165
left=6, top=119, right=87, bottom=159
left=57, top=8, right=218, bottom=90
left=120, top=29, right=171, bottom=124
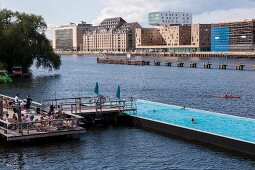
left=55, top=51, right=255, bottom=58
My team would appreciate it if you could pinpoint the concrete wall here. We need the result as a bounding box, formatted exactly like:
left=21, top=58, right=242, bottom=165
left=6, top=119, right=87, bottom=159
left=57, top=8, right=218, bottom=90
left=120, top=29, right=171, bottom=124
left=122, top=115, right=255, bottom=156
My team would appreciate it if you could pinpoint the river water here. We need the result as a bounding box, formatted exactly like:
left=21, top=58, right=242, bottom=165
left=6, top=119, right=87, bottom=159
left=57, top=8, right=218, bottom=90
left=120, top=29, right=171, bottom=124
left=0, top=55, right=255, bottom=169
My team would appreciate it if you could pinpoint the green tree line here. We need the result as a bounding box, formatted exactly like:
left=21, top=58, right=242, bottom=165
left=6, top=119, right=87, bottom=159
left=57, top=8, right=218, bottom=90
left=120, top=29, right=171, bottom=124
left=0, top=9, right=61, bottom=72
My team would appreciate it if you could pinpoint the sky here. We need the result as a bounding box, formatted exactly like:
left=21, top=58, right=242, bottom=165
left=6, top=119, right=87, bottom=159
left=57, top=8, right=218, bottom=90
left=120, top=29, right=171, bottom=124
left=1, top=0, right=255, bottom=39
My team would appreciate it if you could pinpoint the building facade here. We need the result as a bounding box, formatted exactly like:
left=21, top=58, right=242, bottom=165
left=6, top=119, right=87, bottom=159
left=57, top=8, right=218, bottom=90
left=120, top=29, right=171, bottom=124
left=52, top=24, right=84, bottom=51
left=135, top=24, right=211, bottom=53
left=191, top=24, right=211, bottom=51
left=159, top=25, right=191, bottom=46
left=83, top=17, right=141, bottom=52
left=211, top=27, right=229, bottom=52
left=211, top=19, right=255, bottom=52
left=136, top=28, right=166, bottom=47
left=149, top=11, right=192, bottom=26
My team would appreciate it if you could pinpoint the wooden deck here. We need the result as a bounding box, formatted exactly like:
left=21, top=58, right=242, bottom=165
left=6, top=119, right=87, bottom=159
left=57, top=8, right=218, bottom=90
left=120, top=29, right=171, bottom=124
left=0, top=126, right=85, bottom=141
left=0, top=94, right=86, bottom=142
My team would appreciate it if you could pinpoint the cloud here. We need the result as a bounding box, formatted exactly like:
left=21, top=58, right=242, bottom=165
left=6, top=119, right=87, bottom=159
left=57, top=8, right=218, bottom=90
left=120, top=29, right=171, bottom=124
left=194, top=8, right=255, bottom=24
left=93, top=0, right=255, bottom=26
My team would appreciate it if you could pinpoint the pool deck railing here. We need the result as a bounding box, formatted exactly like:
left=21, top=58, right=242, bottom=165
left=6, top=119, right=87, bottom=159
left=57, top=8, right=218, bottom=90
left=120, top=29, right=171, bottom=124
left=41, top=96, right=137, bottom=117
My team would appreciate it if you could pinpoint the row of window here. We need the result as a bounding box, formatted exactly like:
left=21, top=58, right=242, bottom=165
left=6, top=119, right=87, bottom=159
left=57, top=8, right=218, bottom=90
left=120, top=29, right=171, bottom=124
left=161, top=13, right=190, bottom=17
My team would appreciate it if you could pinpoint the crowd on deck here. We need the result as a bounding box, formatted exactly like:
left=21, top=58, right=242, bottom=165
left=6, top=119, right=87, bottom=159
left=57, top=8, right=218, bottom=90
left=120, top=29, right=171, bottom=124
left=1, top=94, right=77, bottom=132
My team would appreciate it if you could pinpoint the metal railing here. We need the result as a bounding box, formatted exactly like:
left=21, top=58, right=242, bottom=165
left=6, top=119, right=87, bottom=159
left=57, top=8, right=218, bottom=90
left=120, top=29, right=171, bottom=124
left=0, top=118, right=80, bottom=135
left=0, top=94, right=41, bottom=110
left=42, top=96, right=137, bottom=115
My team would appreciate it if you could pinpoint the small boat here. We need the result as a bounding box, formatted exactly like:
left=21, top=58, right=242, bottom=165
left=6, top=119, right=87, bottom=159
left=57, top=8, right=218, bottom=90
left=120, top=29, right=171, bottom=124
left=11, top=66, right=30, bottom=78
left=214, top=94, right=241, bottom=99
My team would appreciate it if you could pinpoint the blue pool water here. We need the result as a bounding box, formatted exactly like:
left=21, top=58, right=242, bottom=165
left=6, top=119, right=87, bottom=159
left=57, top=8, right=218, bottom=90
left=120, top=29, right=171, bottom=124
left=127, top=99, right=255, bottom=143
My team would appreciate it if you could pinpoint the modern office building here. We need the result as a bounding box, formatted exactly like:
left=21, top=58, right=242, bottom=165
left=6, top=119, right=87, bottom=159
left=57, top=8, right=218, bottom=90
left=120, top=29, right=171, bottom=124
left=78, top=21, right=93, bottom=33
left=83, top=17, right=141, bottom=52
left=136, top=24, right=211, bottom=53
left=211, top=27, right=229, bottom=52
left=211, top=19, right=255, bottom=52
left=149, top=11, right=192, bottom=26
left=52, top=23, right=84, bottom=51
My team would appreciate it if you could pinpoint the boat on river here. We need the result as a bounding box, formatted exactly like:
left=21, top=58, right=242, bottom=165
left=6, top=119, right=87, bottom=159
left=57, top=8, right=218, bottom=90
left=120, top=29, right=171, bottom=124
left=214, top=94, right=241, bottom=99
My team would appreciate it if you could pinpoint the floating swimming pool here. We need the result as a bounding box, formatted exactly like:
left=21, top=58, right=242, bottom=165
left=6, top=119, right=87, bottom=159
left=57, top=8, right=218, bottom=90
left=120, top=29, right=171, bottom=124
left=126, top=100, right=255, bottom=144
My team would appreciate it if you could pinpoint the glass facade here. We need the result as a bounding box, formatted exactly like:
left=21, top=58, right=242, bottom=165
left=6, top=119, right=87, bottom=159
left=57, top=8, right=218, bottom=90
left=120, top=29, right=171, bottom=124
left=55, top=29, right=73, bottom=50
left=211, top=27, right=229, bottom=52
left=148, top=12, right=160, bottom=25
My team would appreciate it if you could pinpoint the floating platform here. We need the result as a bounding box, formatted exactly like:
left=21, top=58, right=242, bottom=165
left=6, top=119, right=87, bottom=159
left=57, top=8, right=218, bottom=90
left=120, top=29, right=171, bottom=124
left=123, top=100, right=255, bottom=156
left=97, top=58, right=146, bottom=65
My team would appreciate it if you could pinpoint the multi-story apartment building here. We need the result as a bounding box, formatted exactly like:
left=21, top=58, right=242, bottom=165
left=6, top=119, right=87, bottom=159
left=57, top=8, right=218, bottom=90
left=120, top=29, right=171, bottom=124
left=159, top=25, right=191, bottom=46
left=211, top=19, right=255, bottom=52
left=136, top=28, right=165, bottom=46
left=149, top=11, right=192, bottom=26
left=136, top=24, right=211, bottom=53
left=52, top=23, right=84, bottom=51
left=83, top=17, right=141, bottom=52
left=191, top=24, right=211, bottom=51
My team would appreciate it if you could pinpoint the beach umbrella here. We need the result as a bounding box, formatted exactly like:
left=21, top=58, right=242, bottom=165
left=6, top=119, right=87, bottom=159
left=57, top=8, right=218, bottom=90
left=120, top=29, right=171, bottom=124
left=116, top=85, right=120, bottom=99
left=94, top=82, right=99, bottom=95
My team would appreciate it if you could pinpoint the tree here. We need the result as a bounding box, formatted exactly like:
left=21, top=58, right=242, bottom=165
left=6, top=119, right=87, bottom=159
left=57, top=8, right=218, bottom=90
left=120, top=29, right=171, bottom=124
left=0, top=9, right=61, bottom=72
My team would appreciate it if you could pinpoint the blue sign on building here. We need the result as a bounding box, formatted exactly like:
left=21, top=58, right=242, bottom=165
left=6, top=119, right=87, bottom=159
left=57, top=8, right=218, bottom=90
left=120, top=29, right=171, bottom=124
left=211, top=27, right=229, bottom=52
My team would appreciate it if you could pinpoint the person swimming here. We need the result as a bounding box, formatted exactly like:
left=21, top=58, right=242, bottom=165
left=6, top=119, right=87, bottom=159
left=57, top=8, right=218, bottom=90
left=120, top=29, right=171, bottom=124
left=191, top=118, right=196, bottom=124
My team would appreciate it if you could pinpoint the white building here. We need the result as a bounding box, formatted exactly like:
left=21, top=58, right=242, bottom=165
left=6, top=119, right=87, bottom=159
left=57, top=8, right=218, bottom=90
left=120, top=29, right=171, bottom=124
left=149, top=11, right=192, bottom=26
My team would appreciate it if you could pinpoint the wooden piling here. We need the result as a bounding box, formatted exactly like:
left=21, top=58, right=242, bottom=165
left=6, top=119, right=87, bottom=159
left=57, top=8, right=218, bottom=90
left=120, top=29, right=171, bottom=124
left=236, top=64, right=245, bottom=70
left=190, top=63, right=197, bottom=68
left=165, top=62, right=172, bottom=66
left=204, top=63, right=212, bottom=69
left=219, top=64, right=227, bottom=69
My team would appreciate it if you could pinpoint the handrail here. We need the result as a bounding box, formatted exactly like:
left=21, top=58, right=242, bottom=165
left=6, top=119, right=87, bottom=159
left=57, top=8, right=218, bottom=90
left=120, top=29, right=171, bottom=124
left=0, top=94, right=42, bottom=107
left=0, top=118, right=80, bottom=135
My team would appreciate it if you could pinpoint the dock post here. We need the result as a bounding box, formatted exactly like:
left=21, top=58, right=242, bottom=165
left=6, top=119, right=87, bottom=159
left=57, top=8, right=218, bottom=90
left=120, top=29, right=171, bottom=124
left=204, top=63, right=212, bottom=69
left=17, top=107, right=22, bottom=134
left=165, top=62, right=172, bottom=66
left=177, top=62, right=184, bottom=67
left=219, top=64, right=227, bottom=69
left=0, top=97, right=3, bottom=119
left=236, top=64, right=245, bottom=70
left=190, top=63, right=197, bottom=68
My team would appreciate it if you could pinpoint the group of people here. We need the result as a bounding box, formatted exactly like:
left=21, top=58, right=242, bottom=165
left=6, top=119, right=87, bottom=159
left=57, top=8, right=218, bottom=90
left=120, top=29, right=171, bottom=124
left=2, top=94, right=76, bottom=132
left=14, top=94, right=32, bottom=109
left=3, top=94, right=32, bottom=110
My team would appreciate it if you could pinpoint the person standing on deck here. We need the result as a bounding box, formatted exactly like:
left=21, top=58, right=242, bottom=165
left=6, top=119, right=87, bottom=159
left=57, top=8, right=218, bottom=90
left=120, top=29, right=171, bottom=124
left=14, top=94, right=20, bottom=106
left=25, top=95, right=32, bottom=110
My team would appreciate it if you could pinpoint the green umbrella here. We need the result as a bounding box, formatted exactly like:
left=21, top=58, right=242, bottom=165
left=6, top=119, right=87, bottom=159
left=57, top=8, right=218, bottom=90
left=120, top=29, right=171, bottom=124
left=116, top=85, right=120, bottom=99
left=94, top=82, right=99, bottom=95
